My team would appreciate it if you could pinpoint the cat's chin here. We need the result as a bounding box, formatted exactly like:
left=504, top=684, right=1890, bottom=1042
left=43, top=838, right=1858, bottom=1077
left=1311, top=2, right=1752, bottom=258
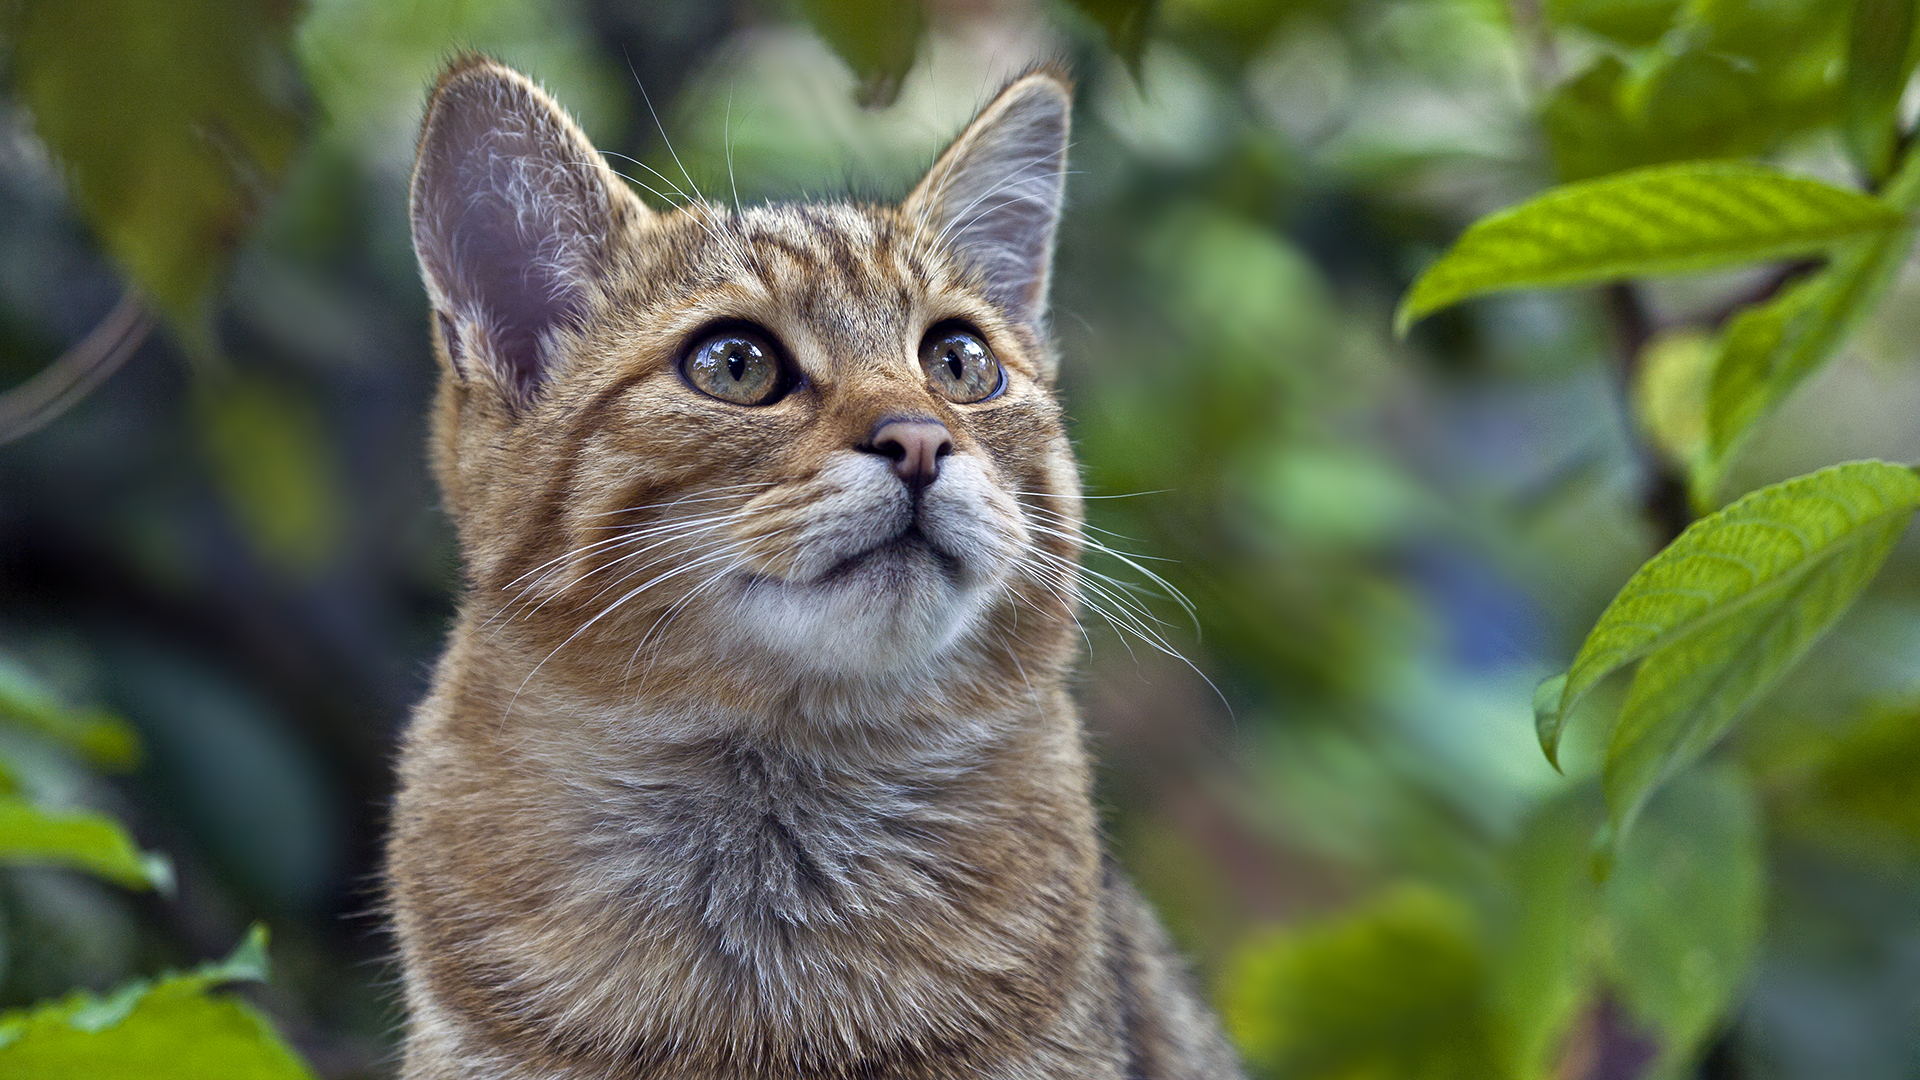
left=726, top=535, right=1003, bottom=677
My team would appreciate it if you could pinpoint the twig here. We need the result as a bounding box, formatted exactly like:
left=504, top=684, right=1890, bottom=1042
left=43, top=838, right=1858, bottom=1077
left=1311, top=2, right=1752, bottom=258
left=1601, top=283, right=1692, bottom=545
left=0, top=291, right=153, bottom=444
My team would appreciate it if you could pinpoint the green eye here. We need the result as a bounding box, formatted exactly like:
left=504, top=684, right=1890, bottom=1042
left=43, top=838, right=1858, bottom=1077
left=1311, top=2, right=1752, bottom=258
left=920, top=328, right=1003, bottom=403
left=682, top=328, right=787, bottom=406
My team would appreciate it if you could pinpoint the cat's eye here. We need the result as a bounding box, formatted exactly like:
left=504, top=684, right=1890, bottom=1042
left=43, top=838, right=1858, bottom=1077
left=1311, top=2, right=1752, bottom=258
left=681, top=328, right=788, bottom=406
left=919, top=327, right=1003, bottom=403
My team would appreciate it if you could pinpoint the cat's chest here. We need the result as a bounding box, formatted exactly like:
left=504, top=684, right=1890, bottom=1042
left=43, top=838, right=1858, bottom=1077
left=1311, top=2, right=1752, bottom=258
left=561, top=734, right=1001, bottom=938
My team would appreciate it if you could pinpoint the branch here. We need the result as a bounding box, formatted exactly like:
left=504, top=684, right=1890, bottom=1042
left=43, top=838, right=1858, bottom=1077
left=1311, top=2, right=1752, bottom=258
left=0, top=291, right=153, bottom=444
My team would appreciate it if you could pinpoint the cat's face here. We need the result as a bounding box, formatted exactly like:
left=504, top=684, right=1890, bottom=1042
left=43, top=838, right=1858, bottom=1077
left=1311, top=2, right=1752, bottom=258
left=410, top=58, right=1081, bottom=690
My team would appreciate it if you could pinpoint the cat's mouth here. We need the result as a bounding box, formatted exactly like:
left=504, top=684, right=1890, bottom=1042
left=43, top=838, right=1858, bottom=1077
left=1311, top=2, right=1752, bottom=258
left=814, top=525, right=965, bottom=586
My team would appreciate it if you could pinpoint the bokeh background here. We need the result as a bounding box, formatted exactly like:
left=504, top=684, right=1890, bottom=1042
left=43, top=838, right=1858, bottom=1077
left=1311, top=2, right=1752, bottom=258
left=4, top=0, right=1920, bottom=1077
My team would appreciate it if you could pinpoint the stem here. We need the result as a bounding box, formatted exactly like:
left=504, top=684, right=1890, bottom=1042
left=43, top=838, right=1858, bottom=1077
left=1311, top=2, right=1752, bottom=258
left=1602, top=283, right=1693, bottom=545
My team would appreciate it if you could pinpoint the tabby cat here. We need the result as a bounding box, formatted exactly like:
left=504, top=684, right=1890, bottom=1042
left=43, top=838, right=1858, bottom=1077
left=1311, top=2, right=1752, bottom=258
left=388, top=54, right=1243, bottom=1080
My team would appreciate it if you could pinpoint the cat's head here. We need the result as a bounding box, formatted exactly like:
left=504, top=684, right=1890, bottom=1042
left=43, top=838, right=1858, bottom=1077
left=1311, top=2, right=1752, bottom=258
left=409, top=56, right=1081, bottom=695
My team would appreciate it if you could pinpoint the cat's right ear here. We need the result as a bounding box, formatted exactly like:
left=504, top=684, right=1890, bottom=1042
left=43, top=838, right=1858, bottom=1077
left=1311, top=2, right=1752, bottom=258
left=410, top=56, right=649, bottom=405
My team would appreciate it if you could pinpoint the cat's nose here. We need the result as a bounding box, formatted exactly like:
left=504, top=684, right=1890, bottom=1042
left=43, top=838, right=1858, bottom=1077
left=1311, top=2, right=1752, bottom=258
left=862, top=418, right=954, bottom=493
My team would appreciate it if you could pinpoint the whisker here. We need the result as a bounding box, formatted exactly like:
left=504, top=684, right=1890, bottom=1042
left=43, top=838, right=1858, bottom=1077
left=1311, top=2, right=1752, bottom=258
left=575, top=482, right=778, bottom=519
left=725, top=85, right=741, bottom=215
left=505, top=534, right=761, bottom=719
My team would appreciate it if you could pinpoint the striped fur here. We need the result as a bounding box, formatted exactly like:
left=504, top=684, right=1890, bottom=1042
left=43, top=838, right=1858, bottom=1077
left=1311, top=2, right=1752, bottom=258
left=389, top=55, right=1243, bottom=1080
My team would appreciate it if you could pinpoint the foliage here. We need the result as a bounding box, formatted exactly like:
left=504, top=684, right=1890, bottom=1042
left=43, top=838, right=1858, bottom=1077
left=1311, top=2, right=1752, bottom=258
left=1534, top=461, right=1920, bottom=836
left=0, top=927, right=310, bottom=1079
left=0, top=659, right=312, bottom=1076
left=4, top=0, right=304, bottom=350
left=1394, top=164, right=1904, bottom=336
left=1225, top=770, right=1764, bottom=1080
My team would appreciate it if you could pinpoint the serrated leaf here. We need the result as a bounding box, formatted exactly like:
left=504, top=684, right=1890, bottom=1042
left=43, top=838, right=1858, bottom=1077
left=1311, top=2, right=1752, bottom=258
left=1536, top=462, right=1920, bottom=833
left=1602, top=767, right=1763, bottom=1074
left=0, top=926, right=312, bottom=1078
left=0, top=796, right=172, bottom=891
left=10, top=0, right=305, bottom=347
left=1702, top=143, right=1920, bottom=492
left=1221, top=886, right=1500, bottom=1080
left=0, top=655, right=139, bottom=770
left=1396, top=163, right=1902, bottom=334
left=795, top=0, right=924, bottom=107
left=1844, top=0, right=1919, bottom=181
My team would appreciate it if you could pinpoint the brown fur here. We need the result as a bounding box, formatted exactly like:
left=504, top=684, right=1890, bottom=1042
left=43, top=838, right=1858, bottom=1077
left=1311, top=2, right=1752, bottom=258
left=389, top=55, right=1243, bottom=1079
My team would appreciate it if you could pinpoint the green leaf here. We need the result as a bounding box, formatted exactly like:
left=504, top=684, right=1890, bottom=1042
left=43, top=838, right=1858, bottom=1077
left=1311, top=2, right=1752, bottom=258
left=1546, top=0, right=1684, bottom=47
left=1396, top=163, right=1901, bottom=334
left=1702, top=143, right=1920, bottom=492
left=1536, top=462, right=1920, bottom=834
left=1487, top=773, right=1763, bottom=1076
left=1532, top=674, right=1573, bottom=773
left=1601, top=767, right=1763, bottom=1075
left=0, top=655, right=139, bottom=770
left=0, top=796, right=172, bottom=891
left=0, top=926, right=314, bottom=1078
left=1633, top=329, right=1717, bottom=477
left=1788, top=702, right=1920, bottom=849
left=1543, top=49, right=1840, bottom=183
left=1221, top=886, right=1500, bottom=1080
left=8, top=0, right=305, bottom=346
left=1844, top=0, right=1920, bottom=181
left=794, top=0, right=924, bottom=107
left=1490, top=785, right=1606, bottom=1078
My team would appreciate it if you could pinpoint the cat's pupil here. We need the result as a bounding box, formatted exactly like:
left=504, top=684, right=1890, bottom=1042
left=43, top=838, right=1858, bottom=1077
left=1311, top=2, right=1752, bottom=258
left=946, top=350, right=963, bottom=380
left=728, top=347, right=746, bottom=381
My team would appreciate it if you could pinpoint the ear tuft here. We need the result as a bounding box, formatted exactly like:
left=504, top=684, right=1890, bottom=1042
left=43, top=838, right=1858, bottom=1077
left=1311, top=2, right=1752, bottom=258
left=410, top=57, right=634, bottom=402
left=905, top=70, right=1072, bottom=330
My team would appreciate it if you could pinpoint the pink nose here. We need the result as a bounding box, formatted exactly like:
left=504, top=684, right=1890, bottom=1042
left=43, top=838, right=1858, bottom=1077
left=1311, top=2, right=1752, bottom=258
left=865, top=419, right=954, bottom=493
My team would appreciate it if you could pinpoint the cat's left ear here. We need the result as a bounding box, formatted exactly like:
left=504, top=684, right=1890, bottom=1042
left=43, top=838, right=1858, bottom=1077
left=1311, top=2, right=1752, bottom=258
left=410, top=56, right=650, bottom=405
left=905, top=69, right=1071, bottom=336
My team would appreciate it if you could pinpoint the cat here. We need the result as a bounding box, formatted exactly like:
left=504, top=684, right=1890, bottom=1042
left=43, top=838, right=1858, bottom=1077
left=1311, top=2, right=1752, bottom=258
left=388, top=53, right=1244, bottom=1080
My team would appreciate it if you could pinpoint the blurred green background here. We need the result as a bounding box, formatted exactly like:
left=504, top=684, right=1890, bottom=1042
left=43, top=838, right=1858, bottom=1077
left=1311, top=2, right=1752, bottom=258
left=4, top=0, right=1920, bottom=1077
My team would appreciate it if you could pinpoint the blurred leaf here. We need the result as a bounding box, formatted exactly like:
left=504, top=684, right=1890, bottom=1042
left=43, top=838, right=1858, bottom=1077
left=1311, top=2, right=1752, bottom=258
left=1259, top=449, right=1425, bottom=546
left=1703, top=139, right=1920, bottom=492
left=1491, top=785, right=1606, bottom=1079
left=1633, top=329, right=1715, bottom=474
left=1682, top=0, right=1850, bottom=59
left=1843, top=0, right=1920, bottom=181
left=1544, top=44, right=1841, bottom=183
left=1222, top=886, right=1500, bottom=1079
left=0, top=797, right=171, bottom=892
left=1547, top=0, right=1683, bottom=46
left=1793, top=703, right=1920, bottom=849
left=1601, top=767, right=1763, bottom=1074
left=795, top=0, right=924, bottom=107
left=0, top=926, right=314, bottom=1078
left=198, top=376, right=342, bottom=573
left=1396, top=164, right=1899, bottom=334
left=0, top=655, right=139, bottom=771
left=108, top=644, right=340, bottom=913
left=7, top=0, right=305, bottom=346
left=1066, top=0, right=1157, bottom=74
left=1535, top=462, right=1920, bottom=836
